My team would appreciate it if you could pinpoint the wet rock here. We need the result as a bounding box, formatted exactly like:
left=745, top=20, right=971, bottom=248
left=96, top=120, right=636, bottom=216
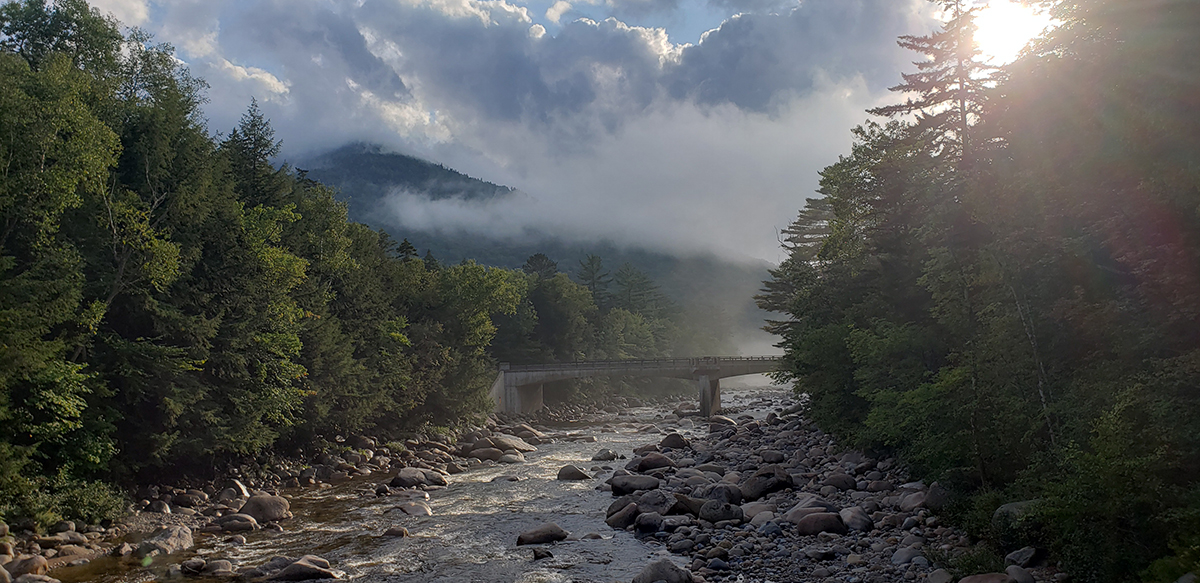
left=632, top=558, right=693, bottom=583
left=267, top=556, right=344, bottom=580
left=202, top=560, right=234, bottom=576
left=839, top=506, right=873, bottom=532
left=659, top=434, right=689, bottom=449
left=470, top=448, right=504, bottom=461
left=382, top=527, right=409, bottom=537
left=215, top=513, right=259, bottom=532
left=557, top=465, right=590, bottom=480
left=699, top=500, right=743, bottom=523
left=238, top=495, right=292, bottom=523
left=593, top=449, right=619, bottom=461
left=396, top=501, right=433, bottom=516
left=532, top=549, right=553, bottom=561
left=606, top=503, right=640, bottom=529
left=148, top=500, right=171, bottom=514
left=390, top=468, right=428, bottom=488
left=136, top=526, right=194, bottom=557
left=517, top=523, right=568, bottom=545
left=611, top=475, right=660, bottom=495
left=490, top=435, right=538, bottom=453
left=795, top=513, right=847, bottom=536
left=498, top=453, right=525, bottom=464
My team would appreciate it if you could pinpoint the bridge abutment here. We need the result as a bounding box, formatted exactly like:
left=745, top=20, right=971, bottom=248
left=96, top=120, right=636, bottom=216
left=698, top=375, right=720, bottom=417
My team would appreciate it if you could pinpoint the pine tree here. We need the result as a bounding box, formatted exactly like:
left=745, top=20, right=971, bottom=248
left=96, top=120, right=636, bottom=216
left=868, top=0, right=995, bottom=166
left=575, top=254, right=611, bottom=309
left=522, top=253, right=558, bottom=279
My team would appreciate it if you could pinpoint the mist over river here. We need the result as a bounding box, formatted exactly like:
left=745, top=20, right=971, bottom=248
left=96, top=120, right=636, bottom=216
left=55, top=384, right=791, bottom=583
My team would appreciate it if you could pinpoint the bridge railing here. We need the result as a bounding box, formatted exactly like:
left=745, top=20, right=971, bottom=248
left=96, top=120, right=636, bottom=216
left=502, top=355, right=781, bottom=372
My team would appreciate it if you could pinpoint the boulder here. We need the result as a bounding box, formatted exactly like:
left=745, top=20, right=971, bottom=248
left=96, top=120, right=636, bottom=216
left=821, top=473, right=856, bottom=491
left=900, top=491, right=927, bottom=512
left=390, top=468, right=428, bottom=488
left=928, top=569, right=954, bottom=583
left=699, top=500, right=743, bottom=523
left=695, top=482, right=742, bottom=505
left=4, top=556, right=47, bottom=578
left=740, top=465, right=792, bottom=501
left=421, top=469, right=448, bottom=486
left=759, top=450, right=785, bottom=463
left=396, top=501, right=433, bottom=516
left=498, top=453, right=525, bottom=464
left=136, top=526, right=194, bottom=557
left=557, top=465, right=590, bottom=480
left=268, top=556, right=344, bottom=580
left=490, top=435, right=537, bottom=453
left=611, top=475, right=660, bottom=495
left=926, top=481, right=949, bottom=510
left=606, top=503, right=640, bottom=529
left=992, top=499, right=1040, bottom=530
left=471, top=447, right=504, bottom=461
left=1005, top=546, right=1040, bottom=568
left=839, top=507, right=873, bottom=532
left=1005, top=566, right=1035, bottom=583
left=659, top=434, right=689, bottom=449
left=794, top=513, right=847, bottom=536
left=216, top=513, right=260, bottom=532
left=632, top=559, right=693, bottom=583
left=636, top=490, right=677, bottom=516
left=891, top=547, right=922, bottom=565
left=239, top=495, right=292, bottom=523
left=517, top=523, right=568, bottom=545
left=592, top=449, right=619, bottom=461
left=635, top=512, right=664, bottom=534
left=635, top=452, right=676, bottom=472
left=382, top=526, right=410, bottom=537
left=202, top=560, right=235, bottom=576
left=958, top=575, right=1014, bottom=583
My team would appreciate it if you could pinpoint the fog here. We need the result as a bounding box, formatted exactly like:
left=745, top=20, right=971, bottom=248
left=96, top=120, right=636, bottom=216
left=87, top=0, right=938, bottom=262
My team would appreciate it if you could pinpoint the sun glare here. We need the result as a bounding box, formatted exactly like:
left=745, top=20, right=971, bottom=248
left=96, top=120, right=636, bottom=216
left=971, top=1, right=1054, bottom=64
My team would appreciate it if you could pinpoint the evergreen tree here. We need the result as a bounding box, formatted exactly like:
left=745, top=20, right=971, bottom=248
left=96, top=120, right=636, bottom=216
left=522, top=253, right=558, bottom=279
left=575, top=254, right=611, bottom=309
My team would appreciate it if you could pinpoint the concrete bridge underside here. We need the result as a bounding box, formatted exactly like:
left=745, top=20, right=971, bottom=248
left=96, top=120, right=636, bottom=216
left=489, top=357, right=781, bottom=417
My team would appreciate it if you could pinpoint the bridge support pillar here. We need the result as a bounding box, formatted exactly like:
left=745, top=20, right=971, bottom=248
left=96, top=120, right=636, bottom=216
left=516, top=383, right=544, bottom=414
left=698, top=375, right=720, bottom=417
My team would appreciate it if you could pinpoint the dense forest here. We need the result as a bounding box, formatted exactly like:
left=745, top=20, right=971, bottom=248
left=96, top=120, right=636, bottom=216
left=758, top=1, right=1200, bottom=581
left=0, top=0, right=720, bottom=527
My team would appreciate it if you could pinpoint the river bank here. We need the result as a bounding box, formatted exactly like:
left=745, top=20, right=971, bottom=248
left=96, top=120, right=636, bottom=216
left=3, top=384, right=1056, bottom=583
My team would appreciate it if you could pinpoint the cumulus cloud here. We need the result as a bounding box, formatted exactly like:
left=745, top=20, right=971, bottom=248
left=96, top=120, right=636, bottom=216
left=88, top=0, right=149, bottom=26
left=98, top=0, right=939, bottom=260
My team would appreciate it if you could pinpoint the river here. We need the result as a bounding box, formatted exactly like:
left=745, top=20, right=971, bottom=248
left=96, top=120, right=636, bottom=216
left=56, top=382, right=790, bottom=583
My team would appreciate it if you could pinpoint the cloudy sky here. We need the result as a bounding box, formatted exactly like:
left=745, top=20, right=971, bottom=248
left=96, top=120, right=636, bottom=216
left=88, top=0, right=955, bottom=262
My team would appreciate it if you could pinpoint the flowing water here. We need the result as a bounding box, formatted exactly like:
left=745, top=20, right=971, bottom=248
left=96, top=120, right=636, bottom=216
left=56, top=383, right=789, bottom=583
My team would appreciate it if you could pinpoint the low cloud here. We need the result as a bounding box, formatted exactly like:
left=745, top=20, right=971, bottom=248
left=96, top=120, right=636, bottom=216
left=93, top=0, right=938, bottom=260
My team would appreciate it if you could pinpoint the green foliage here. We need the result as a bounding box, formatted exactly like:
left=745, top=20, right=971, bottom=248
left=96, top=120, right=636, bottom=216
left=761, top=1, right=1200, bottom=581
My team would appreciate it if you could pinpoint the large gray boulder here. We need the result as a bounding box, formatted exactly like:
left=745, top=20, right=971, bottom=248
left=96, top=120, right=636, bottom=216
left=239, top=495, right=293, bottom=523
left=699, top=500, right=743, bottom=523
left=136, top=526, right=194, bottom=557
left=268, top=556, right=344, bottom=580
left=739, top=465, right=792, bottom=501
left=632, top=559, right=692, bottom=583
left=489, top=434, right=537, bottom=452
left=517, top=523, right=568, bottom=545
left=606, top=503, right=640, bottom=529
left=611, top=475, right=660, bottom=495
left=636, top=490, right=676, bottom=516
left=557, top=465, right=590, bottom=480
left=390, top=468, right=428, bottom=488
left=794, top=513, right=847, bottom=536
left=839, top=507, right=873, bottom=531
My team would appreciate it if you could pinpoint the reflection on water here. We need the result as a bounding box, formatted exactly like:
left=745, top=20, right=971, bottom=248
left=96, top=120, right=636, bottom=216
left=58, top=385, right=787, bottom=583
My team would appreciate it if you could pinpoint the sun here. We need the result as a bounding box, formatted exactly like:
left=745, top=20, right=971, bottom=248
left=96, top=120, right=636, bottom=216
left=970, top=0, right=1054, bottom=64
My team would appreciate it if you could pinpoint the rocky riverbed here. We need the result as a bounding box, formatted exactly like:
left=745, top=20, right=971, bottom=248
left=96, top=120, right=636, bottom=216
left=2, top=384, right=1059, bottom=583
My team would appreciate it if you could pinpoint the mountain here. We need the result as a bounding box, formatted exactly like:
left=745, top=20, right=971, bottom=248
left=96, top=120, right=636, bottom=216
left=301, top=143, right=514, bottom=223
left=302, top=143, right=778, bottom=354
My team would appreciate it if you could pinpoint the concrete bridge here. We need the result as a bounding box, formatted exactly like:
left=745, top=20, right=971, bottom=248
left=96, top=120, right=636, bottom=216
left=489, top=356, right=782, bottom=417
